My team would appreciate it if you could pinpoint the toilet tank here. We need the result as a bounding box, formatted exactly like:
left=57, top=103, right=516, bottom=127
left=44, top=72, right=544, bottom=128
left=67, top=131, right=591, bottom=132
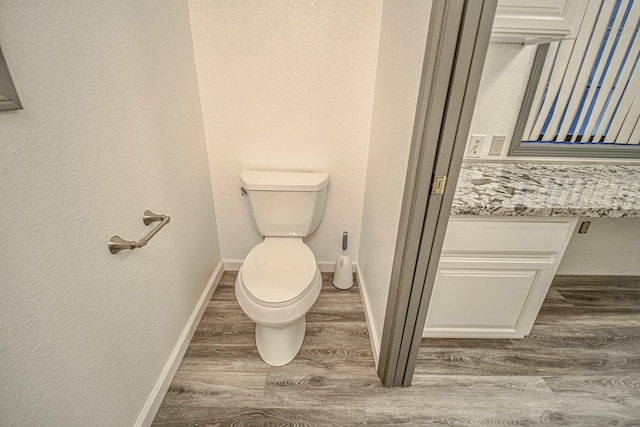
left=241, top=171, right=329, bottom=237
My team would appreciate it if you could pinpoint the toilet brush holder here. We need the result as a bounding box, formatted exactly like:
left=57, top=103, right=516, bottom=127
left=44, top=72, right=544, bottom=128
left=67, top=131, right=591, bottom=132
left=333, top=255, right=353, bottom=289
left=333, top=231, right=353, bottom=290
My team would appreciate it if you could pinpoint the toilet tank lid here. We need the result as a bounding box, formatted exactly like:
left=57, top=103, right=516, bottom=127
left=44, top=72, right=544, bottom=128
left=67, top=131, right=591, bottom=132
left=241, top=171, right=329, bottom=192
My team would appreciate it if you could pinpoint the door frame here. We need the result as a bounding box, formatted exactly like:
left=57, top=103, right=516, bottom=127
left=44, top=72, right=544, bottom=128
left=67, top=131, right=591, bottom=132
left=377, top=0, right=497, bottom=387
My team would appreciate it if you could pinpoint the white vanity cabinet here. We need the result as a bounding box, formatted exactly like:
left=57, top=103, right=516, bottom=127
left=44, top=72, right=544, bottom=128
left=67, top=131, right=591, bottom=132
left=423, top=216, right=578, bottom=339
left=491, top=0, right=588, bottom=44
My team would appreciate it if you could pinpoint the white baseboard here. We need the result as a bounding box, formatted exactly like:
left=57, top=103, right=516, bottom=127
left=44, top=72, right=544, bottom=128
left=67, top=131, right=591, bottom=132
left=317, top=261, right=334, bottom=272
left=135, top=260, right=224, bottom=427
left=423, top=327, right=524, bottom=339
left=223, top=259, right=243, bottom=271
left=224, top=259, right=354, bottom=273
left=318, top=260, right=354, bottom=273
left=355, top=263, right=380, bottom=368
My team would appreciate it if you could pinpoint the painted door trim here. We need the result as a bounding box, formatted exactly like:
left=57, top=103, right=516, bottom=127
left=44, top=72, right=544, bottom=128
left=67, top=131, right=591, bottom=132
left=377, top=0, right=497, bottom=387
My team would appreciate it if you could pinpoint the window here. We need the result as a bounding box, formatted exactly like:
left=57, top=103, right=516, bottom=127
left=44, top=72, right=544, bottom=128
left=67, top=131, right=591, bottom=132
left=510, top=0, right=640, bottom=158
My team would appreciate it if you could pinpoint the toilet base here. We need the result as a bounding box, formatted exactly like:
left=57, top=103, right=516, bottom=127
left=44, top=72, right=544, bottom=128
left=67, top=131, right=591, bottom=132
left=255, top=316, right=306, bottom=366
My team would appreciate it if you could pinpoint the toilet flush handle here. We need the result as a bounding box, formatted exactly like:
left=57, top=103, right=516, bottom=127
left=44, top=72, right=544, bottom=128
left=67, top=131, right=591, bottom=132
left=240, top=187, right=248, bottom=196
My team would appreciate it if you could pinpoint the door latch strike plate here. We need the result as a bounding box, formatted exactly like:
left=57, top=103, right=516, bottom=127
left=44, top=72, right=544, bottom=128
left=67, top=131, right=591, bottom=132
left=431, top=176, right=447, bottom=195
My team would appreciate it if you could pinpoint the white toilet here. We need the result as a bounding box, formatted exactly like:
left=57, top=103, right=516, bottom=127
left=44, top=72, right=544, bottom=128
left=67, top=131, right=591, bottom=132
left=235, top=170, right=329, bottom=366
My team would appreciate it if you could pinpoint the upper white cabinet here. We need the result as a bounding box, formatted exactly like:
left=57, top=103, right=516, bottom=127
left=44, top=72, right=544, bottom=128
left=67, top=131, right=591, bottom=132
left=491, top=0, right=588, bottom=44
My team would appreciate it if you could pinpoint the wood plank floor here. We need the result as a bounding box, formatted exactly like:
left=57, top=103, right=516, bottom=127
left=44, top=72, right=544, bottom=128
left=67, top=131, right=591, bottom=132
left=153, top=273, right=640, bottom=426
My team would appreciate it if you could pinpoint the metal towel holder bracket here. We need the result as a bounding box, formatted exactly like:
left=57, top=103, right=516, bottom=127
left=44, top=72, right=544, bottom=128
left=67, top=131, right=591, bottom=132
left=108, top=210, right=170, bottom=254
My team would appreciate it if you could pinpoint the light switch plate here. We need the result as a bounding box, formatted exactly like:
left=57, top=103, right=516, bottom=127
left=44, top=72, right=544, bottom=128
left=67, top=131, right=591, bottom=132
left=467, top=134, right=485, bottom=158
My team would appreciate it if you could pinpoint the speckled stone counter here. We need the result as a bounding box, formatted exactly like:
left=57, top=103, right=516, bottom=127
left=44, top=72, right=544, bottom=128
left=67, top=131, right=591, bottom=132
left=452, top=162, right=640, bottom=217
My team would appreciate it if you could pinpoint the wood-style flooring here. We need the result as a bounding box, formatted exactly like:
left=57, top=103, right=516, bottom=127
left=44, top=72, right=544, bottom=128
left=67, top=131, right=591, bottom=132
left=153, top=273, right=640, bottom=426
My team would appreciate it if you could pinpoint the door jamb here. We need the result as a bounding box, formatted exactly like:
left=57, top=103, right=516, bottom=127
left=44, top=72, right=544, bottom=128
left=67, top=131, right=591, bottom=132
left=377, top=0, right=497, bottom=387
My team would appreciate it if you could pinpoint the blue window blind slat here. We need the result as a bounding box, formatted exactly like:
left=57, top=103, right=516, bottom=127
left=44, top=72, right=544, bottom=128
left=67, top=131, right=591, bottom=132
left=531, top=0, right=640, bottom=146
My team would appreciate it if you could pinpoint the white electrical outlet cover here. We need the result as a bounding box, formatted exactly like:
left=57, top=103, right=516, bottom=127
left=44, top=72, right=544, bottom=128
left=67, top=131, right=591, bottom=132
left=488, top=135, right=505, bottom=156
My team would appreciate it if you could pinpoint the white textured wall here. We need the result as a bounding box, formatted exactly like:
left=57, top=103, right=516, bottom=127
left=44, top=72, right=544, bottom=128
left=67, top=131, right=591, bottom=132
left=358, top=0, right=432, bottom=355
left=188, top=0, right=383, bottom=267
left=465, top=43, right=536, bottom=159
left=557, top=218, right=640, bottom=275
left=0, top=1, right=221, bottom=425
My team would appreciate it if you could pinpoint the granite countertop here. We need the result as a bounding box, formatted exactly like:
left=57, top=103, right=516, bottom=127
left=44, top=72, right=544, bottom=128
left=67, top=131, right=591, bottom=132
left=451, top=162, right=640, bottom=217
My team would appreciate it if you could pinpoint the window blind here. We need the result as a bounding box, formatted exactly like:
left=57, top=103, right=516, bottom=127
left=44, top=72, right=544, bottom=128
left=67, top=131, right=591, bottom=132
left=526, top=0, right=640, bottom=145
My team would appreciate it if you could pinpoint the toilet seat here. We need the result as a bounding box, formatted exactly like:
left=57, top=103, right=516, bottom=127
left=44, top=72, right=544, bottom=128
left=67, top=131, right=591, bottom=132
left=240, top=238, right=317, bottom=308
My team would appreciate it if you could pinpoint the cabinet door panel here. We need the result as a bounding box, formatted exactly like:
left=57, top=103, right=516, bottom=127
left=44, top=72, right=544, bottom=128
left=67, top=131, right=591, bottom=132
left=428, top=217, right=577, bottom=339
left=427, top=268, right=537, bottom=330
left=423, top=257, right=557, bottom=338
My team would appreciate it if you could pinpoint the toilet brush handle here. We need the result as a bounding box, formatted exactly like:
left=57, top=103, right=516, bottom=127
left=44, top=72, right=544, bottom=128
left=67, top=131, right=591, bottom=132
left=342, top=232, right=348, bottom=252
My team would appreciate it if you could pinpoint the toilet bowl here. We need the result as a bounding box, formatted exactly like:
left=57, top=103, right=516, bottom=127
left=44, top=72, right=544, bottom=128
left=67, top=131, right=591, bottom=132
left=235, top=170, right=329, bottom=366
left=235, top=238, right=322, bottom=366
